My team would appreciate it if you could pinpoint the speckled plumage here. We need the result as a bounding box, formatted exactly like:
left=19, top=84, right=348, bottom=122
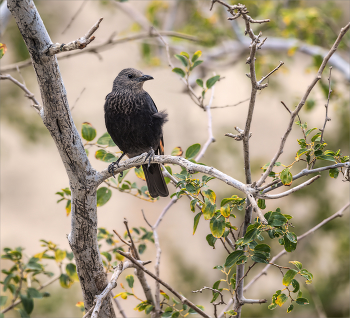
left=104, top=68, right=169, bottom=198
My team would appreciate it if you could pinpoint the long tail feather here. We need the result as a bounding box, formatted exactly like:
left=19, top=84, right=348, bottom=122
left=142, top=164, right=169, bottom=198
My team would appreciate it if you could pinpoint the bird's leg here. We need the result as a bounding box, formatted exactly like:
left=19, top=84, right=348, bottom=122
left=144, top=148, right=155, bottom=169
left=108, top=152, right=126, bottom=178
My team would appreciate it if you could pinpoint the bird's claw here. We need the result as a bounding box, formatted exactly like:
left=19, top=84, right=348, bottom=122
left=108, top=161, right=118, bottom=179
left=144, top=148, right=155, bottom=169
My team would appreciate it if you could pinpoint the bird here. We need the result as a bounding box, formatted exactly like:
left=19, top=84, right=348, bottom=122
left=104, top=68, right=169, bottom=198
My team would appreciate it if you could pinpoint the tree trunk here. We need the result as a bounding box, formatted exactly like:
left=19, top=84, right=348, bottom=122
left=7, top=1, right=115, bottom=316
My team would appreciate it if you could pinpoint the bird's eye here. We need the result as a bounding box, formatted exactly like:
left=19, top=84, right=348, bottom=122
left=128, top=74, right=133, bottom=79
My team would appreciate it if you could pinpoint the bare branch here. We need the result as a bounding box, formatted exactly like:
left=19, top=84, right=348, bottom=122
left=256, top=21, right=350, bottom=188
left=45, top=18, right=103, bottom=56
left=117, top=251, right=211, bottom=318
left=61, top=0, right=88, bottom=35
left=258, top=175, right=321, bottom=199
left=89, top=261, right=135, bottom=318
left=0, top=74, right=41, bottom=113
left=195, top=78, right=216, bottom=161
left=211, top=97, right=250, bottom=109
left=1, top=31, right=198, bottom=73
left=225, top=126, right=252, bottom=141
left=257, top=61, right=284, bottom=85
left=70, top=87, right=86, bottom=111
left=320, top=67, right=333, bottom=143
left=260, top=162, right=349, bottom=193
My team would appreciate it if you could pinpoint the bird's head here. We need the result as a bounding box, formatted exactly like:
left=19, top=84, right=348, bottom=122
left=113, top=68, right=153, bottom=91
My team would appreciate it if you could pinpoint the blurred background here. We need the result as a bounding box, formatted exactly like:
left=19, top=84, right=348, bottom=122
left=1, top=0, right=349, bottom=317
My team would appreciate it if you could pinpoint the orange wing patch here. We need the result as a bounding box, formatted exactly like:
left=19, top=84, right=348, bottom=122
left=159, top=139, right=164, bottom=155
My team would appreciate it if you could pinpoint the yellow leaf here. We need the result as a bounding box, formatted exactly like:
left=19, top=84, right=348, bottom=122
left=220, top=205, right=230, bottom=218
left=0, top=43, right=7, bottom=59
left=55, top=249, right=66, bottom=262
left=135, top=166, right=145, bottom=181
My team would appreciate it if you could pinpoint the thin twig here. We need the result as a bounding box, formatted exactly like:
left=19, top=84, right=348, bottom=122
left=0, top=74, right=41, bottom=112
left=211, top=97, right=250, bottom=109
left=195, top=77, right=216, bottom=161
left=110, top=292, right=128, bottom=318
left=256, top=22, right=350, bottom=188
left=45, top=18, right=103, bottom=56
left=257, top=61, right=284, bottom=85
left=70, top=87, right=86, bottom=111
left=61, top=0, right=88, bottom=35
left=117, top=251, right=211, bottom=318
left=258, top=175, right=321, bottom=199
left=320, top=67, right=333, bottom=143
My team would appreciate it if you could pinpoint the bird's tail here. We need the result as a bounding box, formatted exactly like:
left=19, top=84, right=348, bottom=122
left=142, top=164, right=169, bottom=198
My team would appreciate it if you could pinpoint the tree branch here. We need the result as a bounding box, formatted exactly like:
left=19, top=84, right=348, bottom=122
left=256, top=21, right=350, bottom=188
left=260, top=162, right=349, bottom=193
left=258, top=175, right=321, bottom=199
left=320, top=67, right=332, bottom=143
left=0, top=74, right=41, bottom=113
left=117, top=251, right=211, bottom=318
left=44, top=18, right=103, bottom=56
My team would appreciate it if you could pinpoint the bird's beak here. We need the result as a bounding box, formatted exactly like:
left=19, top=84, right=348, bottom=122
left=138, top=75, right=154, bottom=82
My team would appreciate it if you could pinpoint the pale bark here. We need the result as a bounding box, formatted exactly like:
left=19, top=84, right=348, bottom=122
left=7, top=1, right=115, bottom=316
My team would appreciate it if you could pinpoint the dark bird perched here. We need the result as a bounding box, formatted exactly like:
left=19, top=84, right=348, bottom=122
left=104, top=68, right=169, bottom=198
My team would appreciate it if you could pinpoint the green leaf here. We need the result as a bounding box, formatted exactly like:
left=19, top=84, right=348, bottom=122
left=191, top=60, right=203, bottom=70
left=265, top=211, right=288, bottom=227
left=206, top=234, right=217, bottom=248
left=283, top=269, right=298, bottom=286
left=291, top=279, right=300, bottom=293
left=185, top=143, right=201, bottom=159
left=329, top=168, right=339, bottom=178
left=289, top=261, right=302, bottom=270
left=251, top=252, right=268, bottom=263
left=175, top=54, right=188, bottom=67
left=193, top=212, right=202, bottom=235
left=220, top=204, right=230, bottom=218
left=66, top=263, right=79, bottom=281
left=206, top=75, right=220, bottom=89
left=66, top=200, right=71, bottom=216
left=0, top=295, right=8, bottom=306
left=202, top=199, right=216, bottom=220
left=25, top=258, right=42, bottom=271
left=296, top=297, right=309, bottom=305
left=275, top=293, right=288, bottom=307
left=101, top=252, right=112, bottom=262
left=268, top=303, right=278, bottom=310
left=286, top=232, right=297, bottom=243
left=243, top=227, right=259, bottom=244
left=97, top=132, right=116, bottom=147
left=254, top=244, right=271, bottom=257
left=81, top=122, right=96, bottom=141
left=311, top=132, right=321, bottom=142
left=95, top=149, right=117, bottom=162
left=138, top=244, right=146, bottom=254
left=203, top=189, right=216, bottom=204
left=171, top=311, right=180, bottom=318
left=145, top=305, right=154, bottom=314
left=59, top=274, right=74, bottom=289
left=317, top=155, right=337, bottom=162
left=224, top=250, right=244, bottom=268
left=296, top=148, right=308, bottom=159
left=172, top=68, right=185, bottom=78
left=305, top=128, right=317, bottom=136
left=257, top=199, right=266, bottom=209
left=225, top=310, right=237, bottom=316
left=135, top=166, right=146, bottom=180
left=20, top=294, right=34, bottom=314
left=97, top=187, right=112, bottom=207
left=210, top=215, right=225, bottom=238
left=284, top=233, right=297, bottom=252
left=55, top=249, right=66, bottom=262
left=287, top=304, right=294, bottom=313
left=171, top=147, right=183, bottom=156
left=192, top=50, right=202, bottom=62
left=280, top=168, right=293, bottom=185
left=27, top=288, right=43, bottom=299
left=196, top=79, right=203, bottom=88
left=180, top=51, right=190, bottom=59
left=126, top=275, right=134, bottom=288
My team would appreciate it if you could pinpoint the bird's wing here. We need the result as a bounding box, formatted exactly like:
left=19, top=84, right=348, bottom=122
left=144, top=92, right=158, bottom=114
